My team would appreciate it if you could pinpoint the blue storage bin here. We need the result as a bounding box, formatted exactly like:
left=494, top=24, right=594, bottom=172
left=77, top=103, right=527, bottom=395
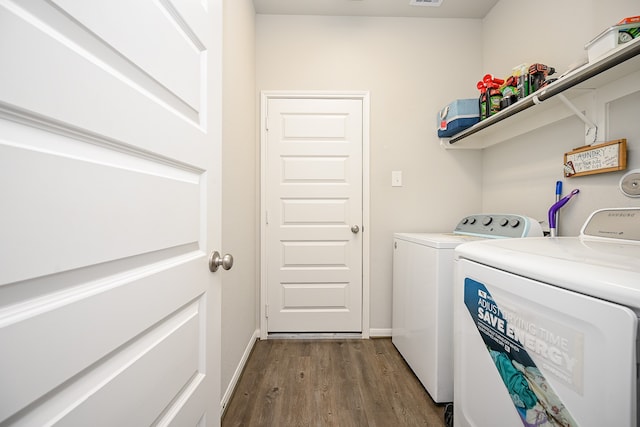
left=437, top=99, right=480, bottom=138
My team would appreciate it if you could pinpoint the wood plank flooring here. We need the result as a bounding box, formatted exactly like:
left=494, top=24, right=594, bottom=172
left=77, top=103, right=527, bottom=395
left=222, top=338, right=446, bottom=427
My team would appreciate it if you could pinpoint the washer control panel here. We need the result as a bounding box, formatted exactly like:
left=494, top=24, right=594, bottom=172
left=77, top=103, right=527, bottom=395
left=454, top=214, right=543, bottom=238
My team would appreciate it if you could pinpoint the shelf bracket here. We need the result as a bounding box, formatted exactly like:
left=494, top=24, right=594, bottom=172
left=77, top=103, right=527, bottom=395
left=556, top=93, right=598, bottom=144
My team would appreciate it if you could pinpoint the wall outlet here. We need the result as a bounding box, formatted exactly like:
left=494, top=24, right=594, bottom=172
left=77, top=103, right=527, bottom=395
left=392, top=171, right=402, bottom=187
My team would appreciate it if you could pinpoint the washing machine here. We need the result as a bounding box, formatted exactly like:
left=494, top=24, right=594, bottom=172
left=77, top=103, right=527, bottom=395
left=392, top=213, right=543, bottom=403
left=454, top=207, right=640, bottom=427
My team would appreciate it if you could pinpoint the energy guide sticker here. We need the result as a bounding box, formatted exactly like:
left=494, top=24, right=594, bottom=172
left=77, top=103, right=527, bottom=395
left=464, top=278, right=582, bottom=427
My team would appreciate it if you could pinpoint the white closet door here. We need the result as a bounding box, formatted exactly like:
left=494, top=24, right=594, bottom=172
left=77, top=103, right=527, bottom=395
left=264, top=96, right=363, bottom=333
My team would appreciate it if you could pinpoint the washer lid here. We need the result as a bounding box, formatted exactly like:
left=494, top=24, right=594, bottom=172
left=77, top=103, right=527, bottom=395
left=394, top=232, right=483, bottom=249
left=455, top=236, right=640, bottom=309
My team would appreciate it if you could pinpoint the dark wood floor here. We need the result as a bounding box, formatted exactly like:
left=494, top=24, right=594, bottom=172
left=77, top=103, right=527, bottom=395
left=222, top=338, right=446, bottom=427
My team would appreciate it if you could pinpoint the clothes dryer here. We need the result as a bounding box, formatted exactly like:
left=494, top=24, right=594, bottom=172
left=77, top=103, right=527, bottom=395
left=392, top=214, right=543, bottom=403
left=454, top=208, right=640, bottom=427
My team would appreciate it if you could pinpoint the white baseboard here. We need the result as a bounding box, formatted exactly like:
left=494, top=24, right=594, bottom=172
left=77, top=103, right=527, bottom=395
left=369, top=328, right=392, bottom=337
left=220, top=328, right=259, bottom=417
left=267, top=332, right=363, bottom=339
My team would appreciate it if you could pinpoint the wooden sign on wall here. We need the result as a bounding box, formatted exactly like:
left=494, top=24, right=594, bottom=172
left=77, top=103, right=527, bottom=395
left=564, top=139, right=627, bottom=177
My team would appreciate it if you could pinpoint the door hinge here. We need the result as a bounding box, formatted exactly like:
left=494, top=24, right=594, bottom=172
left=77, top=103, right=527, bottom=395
left=265, top=304, right=269, bottom=318
left=265, top=210, right=269, bottom=225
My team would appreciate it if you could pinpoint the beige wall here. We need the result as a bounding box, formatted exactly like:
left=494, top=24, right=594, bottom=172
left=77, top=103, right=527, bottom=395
left=481, top=0, right=640, bottom=235
left=221, top=0, right=257, bottom=408
left=256, top=15, right=485, bottom=332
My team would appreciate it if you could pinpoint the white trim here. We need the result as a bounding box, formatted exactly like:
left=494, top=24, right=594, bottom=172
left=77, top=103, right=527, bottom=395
left=260, top=91, right=269, bottom=340
left=220, top=329, right=259, bottom=417
left=369, top=328, right=392, bottom=338
left=259, top=90, right=371, bottom=340
left=266, top=332, right=363, bottom=340
left=361, top=93, right=371, bottom=339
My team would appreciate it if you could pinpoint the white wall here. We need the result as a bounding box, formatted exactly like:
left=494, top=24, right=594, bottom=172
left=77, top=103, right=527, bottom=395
left=221, top=0, right=258, bottom=408
left=256, top=15, right=484, bottom=332
left=482, top=0, right=640, bottom=235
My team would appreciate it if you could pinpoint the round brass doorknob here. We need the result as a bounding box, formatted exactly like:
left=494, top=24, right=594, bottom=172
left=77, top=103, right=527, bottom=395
left=209, top=251, right=234, bottom=272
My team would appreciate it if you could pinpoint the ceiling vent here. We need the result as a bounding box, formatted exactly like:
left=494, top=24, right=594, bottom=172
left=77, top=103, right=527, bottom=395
left=410, top=0, right=444, bottom=6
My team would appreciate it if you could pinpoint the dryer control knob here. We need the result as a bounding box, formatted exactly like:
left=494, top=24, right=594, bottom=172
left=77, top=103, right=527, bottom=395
left=499, top=218, right=509, bottom=227
left=509, top=219, right=521, bottom=228
left=482, top=216, right=493, bottom=226
left=468, top=218, right=476, bottom=224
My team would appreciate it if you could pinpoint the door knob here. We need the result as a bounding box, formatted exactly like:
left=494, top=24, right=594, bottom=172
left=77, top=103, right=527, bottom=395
left=209, top=251, right=234, bottom=272
left=351, top=225, right=360, bottom=234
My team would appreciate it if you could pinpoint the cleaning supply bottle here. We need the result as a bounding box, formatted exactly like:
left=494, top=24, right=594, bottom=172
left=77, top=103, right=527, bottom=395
left=487, top=83, right=502, bottom=116
left=481, top=74, right=504, bottom=117
left=477, top=80, right=488, bottom=120
left=513, top=63, right=529, bottom=100
left=500, top=75, right=518, bottom=110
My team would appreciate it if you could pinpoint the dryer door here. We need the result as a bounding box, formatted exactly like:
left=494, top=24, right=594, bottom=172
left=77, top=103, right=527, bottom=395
left=454, top=258, right=638, bottom=427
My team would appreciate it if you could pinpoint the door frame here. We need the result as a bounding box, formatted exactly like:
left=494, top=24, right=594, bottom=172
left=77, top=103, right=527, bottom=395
left=259, top=91, right=370, bottom=340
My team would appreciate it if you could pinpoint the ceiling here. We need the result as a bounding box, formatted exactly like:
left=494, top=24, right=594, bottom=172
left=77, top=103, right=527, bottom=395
left=252, top=0, right=499, bottom=19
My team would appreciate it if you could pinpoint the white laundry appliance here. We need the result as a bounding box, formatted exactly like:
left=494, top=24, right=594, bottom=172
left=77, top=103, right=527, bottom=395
left=454, top=207, right=640, bottom=427
left=392, top=214, right=543, bottom=403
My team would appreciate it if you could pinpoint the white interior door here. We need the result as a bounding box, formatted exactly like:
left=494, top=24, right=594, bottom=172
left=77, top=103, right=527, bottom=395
left=0, top=1, right=222, bottom=425
left=263, top=95, right=364, bottom=334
